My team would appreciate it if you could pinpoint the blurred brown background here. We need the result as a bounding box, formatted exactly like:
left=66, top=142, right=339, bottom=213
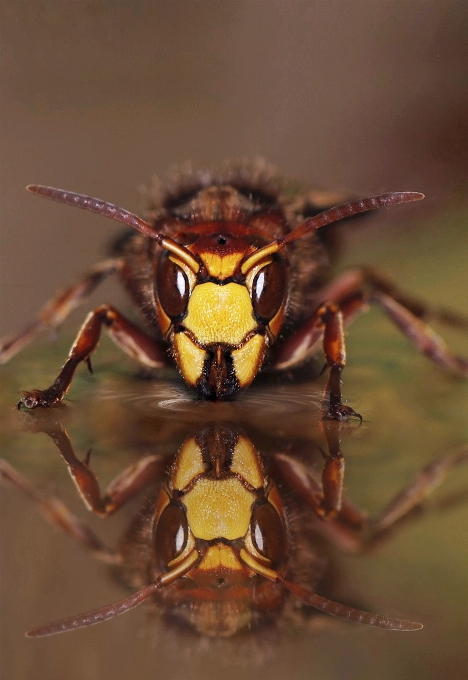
left=1, top=3, right=468, bottom=680
left=1, top=0, right=468, bottom=336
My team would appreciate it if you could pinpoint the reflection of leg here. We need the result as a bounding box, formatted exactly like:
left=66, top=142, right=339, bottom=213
left=0, top=259, right=121, bottom=364
left=275, top=441, right=468, bottom=554
left=0, top=459, right=117, bottom=564
left=43, top=421, right=165, bottom=517
left=368, top=448, right=468, bottom=538
left=274, top=421, right=350, bottom=519
left=330, top=448, right=468, bottom=552
left=18, top=304, right=169, bottom=409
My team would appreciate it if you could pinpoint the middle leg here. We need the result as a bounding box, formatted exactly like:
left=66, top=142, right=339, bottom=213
left=272, top=267, right=468, bottom=420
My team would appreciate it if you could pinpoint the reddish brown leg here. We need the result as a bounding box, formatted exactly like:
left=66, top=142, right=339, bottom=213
left=368, top=448, right=468, bottom=538
left=273, top=296, right=366, bottom=420
left=375, top=293, right=468, bottom=375
left=273, top=421, right=350, bottom=519
left=273, top=267, right=468, bottom=419
left=0, top=459, right=118, bottom=564
left=275, top=268, right=468, bottom=376
left=318, top=302, right=362, bottom=420
left=314, top=267, right=468, bottom=333
left=319, top=421, right=346, bottom=515
left=275, top=300, right=362, bottom=420
left=0, top=259, right=121, bottom=364
left=36, top=419, right=165, bottom=517
left=277, top=442, right=468, bottom=554
left=355, top=267, right=468, bottom=331
left=18, top=304, right=169, bottom=409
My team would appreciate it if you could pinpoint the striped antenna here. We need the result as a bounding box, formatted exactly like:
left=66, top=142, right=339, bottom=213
left=26, top=185, right=200, bottom=273
left=241, top=191, right=424, bottom=274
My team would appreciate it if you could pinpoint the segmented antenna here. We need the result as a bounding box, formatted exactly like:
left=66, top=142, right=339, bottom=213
left=241, top=191, right=424, bottom=274
left=26, top=185, right=200, bottom=273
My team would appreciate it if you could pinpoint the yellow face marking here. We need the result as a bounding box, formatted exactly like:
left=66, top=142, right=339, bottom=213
left=183, top=478, right=255, bottom=541
left=183, top=283, right=256, bottom=346
left=173, top=332, right=206, bottom=385
left=230, top=436, right=263, bottom=489
left=173, top=438, right=205, bottom=490
left=169, top=255, right=197, bottom=289
left=268, top=304, right=285, bottom=340
left=244, top=258, right=272, bottom=290
left=266, top=484, right=284, bottom=520
left=197, top=544, right=243, bottom=572
left=201, top=252, right=246, bottom=279
left=231, top=334, right=265, bottom=388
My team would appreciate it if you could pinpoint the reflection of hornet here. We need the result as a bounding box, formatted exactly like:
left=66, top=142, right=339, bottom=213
left=2, top=161, right=467, bottom=416
left=2, top=419, right=467, bottom=638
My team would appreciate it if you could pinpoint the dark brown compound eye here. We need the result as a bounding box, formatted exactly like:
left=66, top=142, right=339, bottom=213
left=250, top=501, right=287, bottom=568
left=156, top=252, right=190, bottom=320
left=154, top=502, right=189, bottom=571
left=251, top=258, right=287, bottom=322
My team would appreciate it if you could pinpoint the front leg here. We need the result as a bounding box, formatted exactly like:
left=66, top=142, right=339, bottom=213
left=273, top=267, right=468, bottom=420
left=18, top=304, right=169, bottom=409
left=273, top=300, right=362, bottom=421
left=318, top=302, right=362, bottom=420
left=2, top=415, right=166, bottom=519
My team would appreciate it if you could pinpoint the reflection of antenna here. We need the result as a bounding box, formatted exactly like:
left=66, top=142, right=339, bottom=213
left=25, top=538, right=422, bottom=637
left=239, top=548, right=422, bottom=631
left=26, top=550, right=199, bottom=637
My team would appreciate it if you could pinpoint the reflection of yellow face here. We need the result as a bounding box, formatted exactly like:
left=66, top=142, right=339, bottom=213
left=153, top=427, right=287, bottom=587
left=176, top=436, right=262, bottom=542
left=155, top=235, right=287, bottom=400
left=149, top=423, right=295, bottom=637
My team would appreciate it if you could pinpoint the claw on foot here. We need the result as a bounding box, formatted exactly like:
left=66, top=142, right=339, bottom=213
left=17, top=387, right=63, bottom=410
left=322, top=403, right=363, bottom=421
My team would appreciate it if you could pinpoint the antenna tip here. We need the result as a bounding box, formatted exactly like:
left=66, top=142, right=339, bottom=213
left=402, top=620, right=424, bottom=632
left=26, top=184, right=49, bottom=195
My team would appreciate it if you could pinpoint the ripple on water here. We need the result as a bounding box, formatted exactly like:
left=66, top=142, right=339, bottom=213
left=95, top=379, right=323, bottom=423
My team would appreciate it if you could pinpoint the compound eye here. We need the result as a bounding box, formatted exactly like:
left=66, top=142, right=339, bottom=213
left=154, top=502, right=189, bottom=570
left=250, top=501, right=286, bottom=568
left=251, top=258, right=287, bottom=322
left=156, top=252, right=190, bottom=320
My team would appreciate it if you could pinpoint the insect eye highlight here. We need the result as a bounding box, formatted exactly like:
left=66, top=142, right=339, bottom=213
left=250, top=501, right=286, bottom=568
left=251, top=258, right=287, bottom=322
left=156, top=252, right=190, bottom=320
left=154, top=502, right=189, bottom=570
